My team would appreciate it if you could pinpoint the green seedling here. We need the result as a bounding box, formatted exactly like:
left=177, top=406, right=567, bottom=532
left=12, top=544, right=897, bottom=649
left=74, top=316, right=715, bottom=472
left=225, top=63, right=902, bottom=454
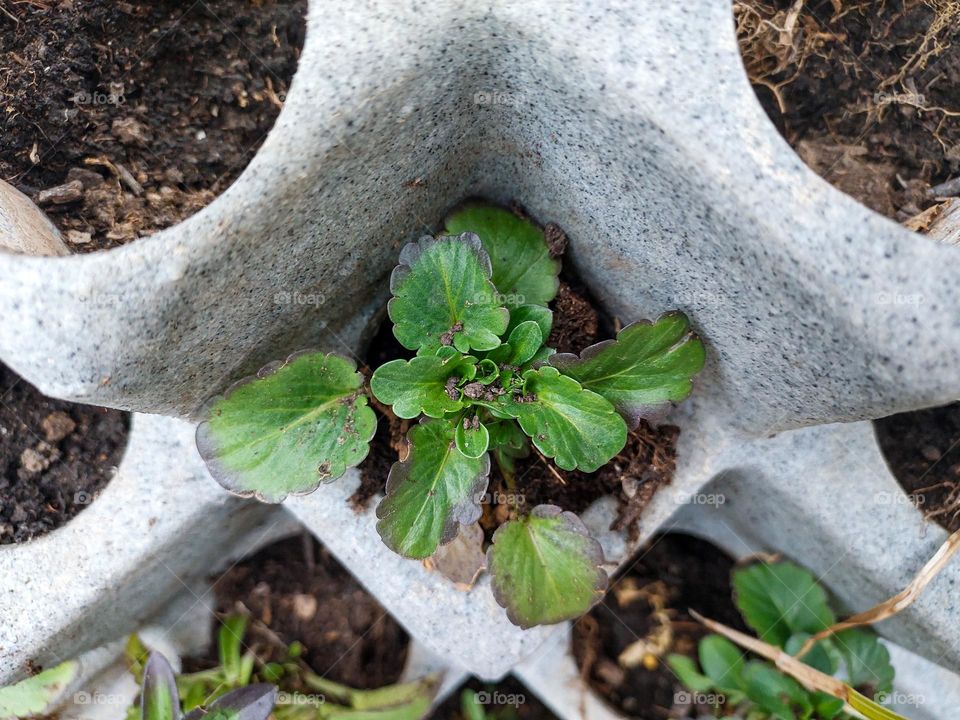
left=0, top=661, right=78, bottom=720
left=138, top=651, right=275, bottom=720
left=669, top=561, right=897, bottom=720
left=127, top=615, right=436, bottom=720
left=197, top=204, right=706, bottom=627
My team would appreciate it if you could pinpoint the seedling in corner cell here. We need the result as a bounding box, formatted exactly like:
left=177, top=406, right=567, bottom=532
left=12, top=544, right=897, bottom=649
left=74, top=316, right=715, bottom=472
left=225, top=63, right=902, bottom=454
left=197, top=203, right=706, bottom=628
left=127, top=614, right=436, bottom=720
left=669, top=561, right=897, bottom=720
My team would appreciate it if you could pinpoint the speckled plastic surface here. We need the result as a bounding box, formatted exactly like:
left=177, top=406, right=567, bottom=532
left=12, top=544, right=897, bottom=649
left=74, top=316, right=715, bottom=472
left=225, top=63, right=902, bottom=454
left=1, top=0, right=959, bottom=695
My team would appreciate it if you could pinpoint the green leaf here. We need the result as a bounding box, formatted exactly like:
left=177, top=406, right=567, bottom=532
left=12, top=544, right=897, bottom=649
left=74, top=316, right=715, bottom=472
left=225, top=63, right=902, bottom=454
left=835, top=629, right=894, bottom=697
left=0, top=661, right=78, bottom=719
left=125, top=634, right=150, bottom=686
left=444, top=205, right=560, bottom=308
left=371, top=354, right=473, bottom=419
left=376, top=419, right=490, bottom=558
left=699, top=635, right=746, bottom=692
left=388, top=234, right=509, bottom=353
left=667, top=654, right=715, bottom=694
left=489, top=421, right=529, bottom=456
left=785, top=633, right=838, bottom=675
left=455, top=417, right=490, bottom=458
left=812, top=692, right=846, bottom=719
left=507, top=304, right=553, bottom=340
left=182, top=685, right=276, bottom=720
left=219, top=615, right=247, bottom=685
left=742, top=661, right=812, bottom=720
left=475, top=359, right=499, bottom=384
left=505, top=321, right=543, bottom=365
left=549, top=312, right=705, bottom=427
left=733, top=562, right=835, bottom=647
left=325, top=697, right=434, bottom=720
left=848, top=689, right=910, bottom=720
left=487, top=505, right=608, bottom=628
left=197, top=352, right=376, bottom=502
left=142, top=653, right=181, bottom=720
left=343, top=677, right=437, bottom=712
left=460, top=689, right=487, bottom=720
left=501, top=366, right=627, bottom=472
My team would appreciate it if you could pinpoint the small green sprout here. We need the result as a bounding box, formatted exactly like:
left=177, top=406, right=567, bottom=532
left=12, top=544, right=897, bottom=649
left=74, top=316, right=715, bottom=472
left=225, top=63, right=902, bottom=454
left=0, top=661, right=78, bottom=719
left=197, top=204, right=706, bottom=627
left=669, top=561, right=896, bottom=720
left=138, top=650, right=275, bottom=720
left=128, top=615, right=436, bottom=720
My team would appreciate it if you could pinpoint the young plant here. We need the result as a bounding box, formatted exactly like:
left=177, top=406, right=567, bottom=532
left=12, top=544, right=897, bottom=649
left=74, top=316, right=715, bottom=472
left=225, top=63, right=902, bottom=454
left=0, top=661, right=78, bottom=719
left=197, top=204, right=705, bottom=627
left=127, top=615, right=435, bottom=720
left=669, top=561, right=896, bottom=720
left=137, top=651, right=275, bottom=720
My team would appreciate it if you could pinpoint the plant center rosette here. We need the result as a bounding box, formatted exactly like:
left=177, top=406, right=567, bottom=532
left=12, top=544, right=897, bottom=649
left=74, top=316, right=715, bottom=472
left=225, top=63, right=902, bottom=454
left=196, top=205, right=706, bottom=628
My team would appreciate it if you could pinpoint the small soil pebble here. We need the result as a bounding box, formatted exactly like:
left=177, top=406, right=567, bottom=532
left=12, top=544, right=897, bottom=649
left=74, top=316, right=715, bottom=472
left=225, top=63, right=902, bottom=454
left=0, top=0, right=307, bottom=251
left=0, top=363, right=129, bottom=544
left=875, top=403, right=960, bottom=533
left=206, top=534, right=409, bottom=689
left=572, top=533, right=744, bottom=718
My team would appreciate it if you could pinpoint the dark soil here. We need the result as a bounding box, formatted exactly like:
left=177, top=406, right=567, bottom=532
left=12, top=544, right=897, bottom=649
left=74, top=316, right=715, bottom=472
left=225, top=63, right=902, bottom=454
left=0, top=362, right=129, bottom=544
left=736, top=0, right=960, bottom=221
left=479, top=420, right=679, bottom=544
left=205, top=534, right=409, bottom=690
left=430, top=676, right=558, bottom=720
left=875, top=403, right=960, bottom=532
left=572, top=533, right=745, bottom=719
left=0, top=0, right=306, bottom=251
left=354, top=212, right=680, bottom=538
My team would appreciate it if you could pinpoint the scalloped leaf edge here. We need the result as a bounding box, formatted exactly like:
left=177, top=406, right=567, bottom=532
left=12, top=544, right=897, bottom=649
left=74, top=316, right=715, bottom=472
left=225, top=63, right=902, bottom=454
left=549, top=311, right=705, bottom=427
left=376, top=418, right=491, bottom=558
left=387, top=233, right=509, bottom=353
left=487, top=504, right=609, bottom=628
left=195, top=350, right=375, bottom=503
